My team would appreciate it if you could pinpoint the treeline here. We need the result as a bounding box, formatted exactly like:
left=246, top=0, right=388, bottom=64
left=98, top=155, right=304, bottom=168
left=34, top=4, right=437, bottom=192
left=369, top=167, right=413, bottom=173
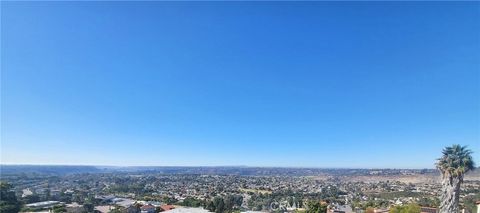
left=388, top=204, right=421, bottom=213
left=176, top=195, right=243, bottom=213
left=205, top=195, right=243, bottom=213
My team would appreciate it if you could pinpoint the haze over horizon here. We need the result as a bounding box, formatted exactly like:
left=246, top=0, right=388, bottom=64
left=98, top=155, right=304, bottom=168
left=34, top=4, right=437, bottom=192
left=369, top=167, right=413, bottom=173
left=1, top=2, right=479, bottom=168
left=0, top=163, right=451, bottom=170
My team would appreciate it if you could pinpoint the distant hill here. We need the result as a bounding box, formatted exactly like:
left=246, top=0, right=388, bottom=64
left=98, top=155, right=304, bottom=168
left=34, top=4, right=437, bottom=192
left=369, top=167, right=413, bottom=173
left=0, top=165, right=439, bottom=176
left=0, top=165, right=103, bottom=175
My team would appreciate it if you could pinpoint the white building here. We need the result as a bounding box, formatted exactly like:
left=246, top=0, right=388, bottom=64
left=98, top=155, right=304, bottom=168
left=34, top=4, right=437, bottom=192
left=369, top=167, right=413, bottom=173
left=25, top=201, right=61, bottom=209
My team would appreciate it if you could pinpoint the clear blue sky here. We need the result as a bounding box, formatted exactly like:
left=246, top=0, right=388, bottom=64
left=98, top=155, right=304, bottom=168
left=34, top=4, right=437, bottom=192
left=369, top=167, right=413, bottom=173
left=1, top=2, right=479, bottom=168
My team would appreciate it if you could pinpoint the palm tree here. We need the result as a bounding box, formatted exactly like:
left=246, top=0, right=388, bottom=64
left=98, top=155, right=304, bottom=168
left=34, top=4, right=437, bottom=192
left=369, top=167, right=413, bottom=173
left=436, top=144, right=475, bottom=213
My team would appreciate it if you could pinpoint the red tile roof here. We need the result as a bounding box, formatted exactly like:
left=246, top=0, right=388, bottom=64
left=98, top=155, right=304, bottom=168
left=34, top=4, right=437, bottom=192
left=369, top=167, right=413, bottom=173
left=141, top=204, right=155, bottom=210
left=160, top=205, right=175, bottom=211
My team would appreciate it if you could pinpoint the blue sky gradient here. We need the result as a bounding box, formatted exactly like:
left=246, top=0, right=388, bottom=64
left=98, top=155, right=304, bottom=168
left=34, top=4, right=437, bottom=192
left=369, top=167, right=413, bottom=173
left=1, top=2, right=479, bottom=168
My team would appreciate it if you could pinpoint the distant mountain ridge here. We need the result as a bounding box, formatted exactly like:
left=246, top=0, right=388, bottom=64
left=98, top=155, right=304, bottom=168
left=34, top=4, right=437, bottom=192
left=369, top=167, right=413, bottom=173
left=0, top=165, right=103, bottom=175
left=0, top=164, right=449, bottom=176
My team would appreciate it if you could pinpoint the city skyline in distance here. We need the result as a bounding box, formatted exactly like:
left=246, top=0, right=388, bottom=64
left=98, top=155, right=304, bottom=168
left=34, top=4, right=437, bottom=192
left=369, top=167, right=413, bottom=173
left=1, top=1, right=479, bottom=168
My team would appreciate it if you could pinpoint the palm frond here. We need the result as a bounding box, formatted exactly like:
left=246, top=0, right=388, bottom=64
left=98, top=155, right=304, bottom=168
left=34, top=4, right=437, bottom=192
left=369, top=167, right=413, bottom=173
left=436, top=144, right=475, bottom=177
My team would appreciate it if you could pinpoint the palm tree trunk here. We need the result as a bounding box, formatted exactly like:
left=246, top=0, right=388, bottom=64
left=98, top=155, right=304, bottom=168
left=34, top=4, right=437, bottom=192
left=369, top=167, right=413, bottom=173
left=439, top=174, right=463, bottom=213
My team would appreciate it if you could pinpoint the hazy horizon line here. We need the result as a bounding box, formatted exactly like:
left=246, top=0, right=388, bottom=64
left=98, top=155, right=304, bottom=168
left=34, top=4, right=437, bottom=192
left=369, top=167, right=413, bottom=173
left=0, top=163, right=440, bottom=170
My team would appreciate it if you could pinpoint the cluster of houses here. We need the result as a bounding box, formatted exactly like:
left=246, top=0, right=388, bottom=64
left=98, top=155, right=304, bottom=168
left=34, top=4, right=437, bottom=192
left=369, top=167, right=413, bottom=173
left=18, top=200, right=480, bottom=213
left=21, top=196, right=177, bottom=213
left=93, top=196, right=177, bottom=213
left=327, top=205, right=479, bottom=213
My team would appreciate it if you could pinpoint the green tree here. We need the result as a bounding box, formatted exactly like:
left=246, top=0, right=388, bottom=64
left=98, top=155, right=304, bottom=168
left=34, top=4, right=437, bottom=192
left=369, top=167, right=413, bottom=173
left=224, top=195, right=234, bottom=212
left=463, top=193, right=480, bottom=213
left=83, top=202, right=95, bottom=213
left=53, top=204, right=67, bottom=213
left=233, top=195, right=243, bottom=207
left=306, top=201, right=327, bottom=213
left=417, top=197, right=440, bottom=208
left=181, top=197, right=204, bottom=207
left=0, top=182, right=21, bottom=213
left=45, top=189, right=52, bottom=201
left=213, top=197, right=225, bottom=213
left=436, top=145, right=475, bottom=213
left=389, top=204, right=421, bottom=213
left=207, top=200, right=216, bottom=212
left=59, top=191, right=72, bottom=203
left=22, top=194, right=41, bottom=204
left=162, top=196, right=177, bottom=205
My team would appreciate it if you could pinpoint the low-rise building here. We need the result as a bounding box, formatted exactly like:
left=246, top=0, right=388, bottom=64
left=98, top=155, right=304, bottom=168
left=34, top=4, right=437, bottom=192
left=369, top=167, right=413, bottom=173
left=140, top=204, right=156, bottom=213
left=25, top=201, right=61, bottom=209
left=161, top=205, right=176, bottom=212
left=94, top=205, right=112, bottom=213
left=420, top=207, right=437, bottom=213
left=22, top=189, right=33, bottom=197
